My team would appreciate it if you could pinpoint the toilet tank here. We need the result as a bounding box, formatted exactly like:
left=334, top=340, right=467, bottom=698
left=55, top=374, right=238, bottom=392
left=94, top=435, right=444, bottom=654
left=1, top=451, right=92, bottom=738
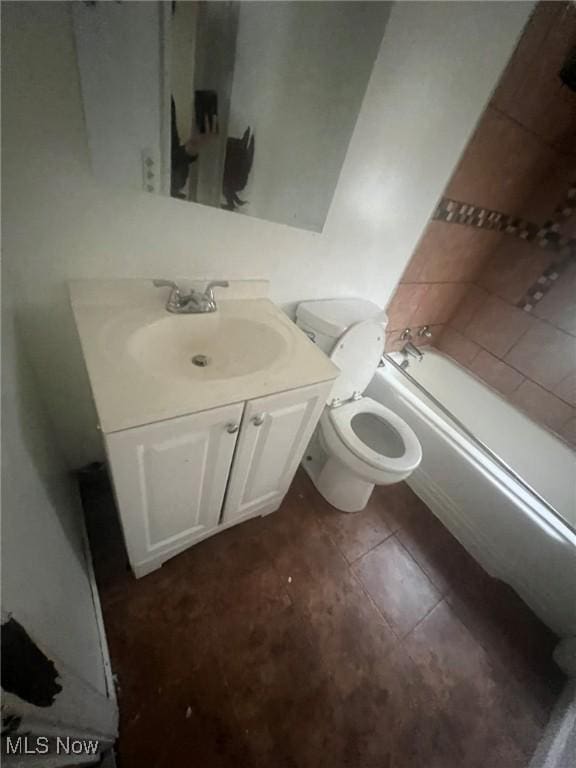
left=296, top=298, right=387, bottom=354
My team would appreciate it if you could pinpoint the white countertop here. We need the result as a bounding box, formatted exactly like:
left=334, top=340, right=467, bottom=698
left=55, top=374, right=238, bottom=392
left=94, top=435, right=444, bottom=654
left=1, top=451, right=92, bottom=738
left=70, top=280, right=338, bottom=434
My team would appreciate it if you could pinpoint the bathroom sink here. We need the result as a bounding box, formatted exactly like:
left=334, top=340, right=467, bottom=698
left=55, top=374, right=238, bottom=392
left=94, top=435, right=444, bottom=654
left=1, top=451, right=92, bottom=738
left=70, top=280, right=338, bottom=433
left=127, top=314, right=288, bottom=381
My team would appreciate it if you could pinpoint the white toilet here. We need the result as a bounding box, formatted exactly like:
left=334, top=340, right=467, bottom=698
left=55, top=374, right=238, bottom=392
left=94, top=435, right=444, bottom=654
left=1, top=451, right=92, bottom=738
left=297, top=298, right=422, bottom=513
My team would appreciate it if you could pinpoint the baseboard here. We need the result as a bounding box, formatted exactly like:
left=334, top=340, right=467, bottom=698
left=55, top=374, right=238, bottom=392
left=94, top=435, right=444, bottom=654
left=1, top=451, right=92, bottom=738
left=78, top=489, right=117, bottom=704
left=131, top=500, right=282, bottom=577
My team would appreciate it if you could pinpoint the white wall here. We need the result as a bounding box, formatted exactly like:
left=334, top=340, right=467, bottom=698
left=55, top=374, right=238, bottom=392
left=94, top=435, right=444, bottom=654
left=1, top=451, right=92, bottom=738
left=1, top=1, right=533, bottom=467
left=227, top=1, right=390, bottom=231
left=1, top=265, right=107, bottom=696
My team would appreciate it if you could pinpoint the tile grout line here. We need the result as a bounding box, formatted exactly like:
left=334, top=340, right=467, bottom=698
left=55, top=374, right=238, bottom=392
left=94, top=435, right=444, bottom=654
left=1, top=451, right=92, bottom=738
left=440, top=310, right=576, bottom=408
left=429, top=347, right=575, bottom=447
left=286, top=484, right=405, bottom=652
left=343, top=525, right=397, bottom=567
left=327, top=506, right=412, bottom=642
left=401, top=595, right=446, bottom=643
left=394, top=530, right=453, bottom=598
left=347, top=560, right=403, bottom=645
left=313, top=503, right=403, bottom=643
left=487, top=102, right=567, bottom=154
left=399, top=591, right=548, bottom=759
left=391, top=533, right=446, bottom=620
left=351, top=531, right=446, bottom=642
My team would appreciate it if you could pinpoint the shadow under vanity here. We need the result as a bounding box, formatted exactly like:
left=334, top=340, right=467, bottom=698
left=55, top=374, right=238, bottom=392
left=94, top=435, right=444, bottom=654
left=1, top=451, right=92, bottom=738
left=70, top=279, right=337, bottom=577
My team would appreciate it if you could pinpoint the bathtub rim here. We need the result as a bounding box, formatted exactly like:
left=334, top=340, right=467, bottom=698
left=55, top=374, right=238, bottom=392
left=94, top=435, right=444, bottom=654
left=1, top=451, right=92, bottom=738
left=379, top=352, right=576, bottom=539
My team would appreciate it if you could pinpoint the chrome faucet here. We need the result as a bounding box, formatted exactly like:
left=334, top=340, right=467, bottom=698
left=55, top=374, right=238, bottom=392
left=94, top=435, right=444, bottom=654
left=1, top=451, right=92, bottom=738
left=402, top=341, right=424, bottom=363
left=398, top=329, right=424, bottom=368
left=153, top=279, right=229, bottom=314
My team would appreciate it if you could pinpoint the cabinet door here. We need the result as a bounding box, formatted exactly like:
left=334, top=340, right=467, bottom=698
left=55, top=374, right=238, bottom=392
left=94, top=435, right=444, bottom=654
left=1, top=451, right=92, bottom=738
left=105, top=402, right=244, bottom=575
left=222, top=381, right=332, bottom=524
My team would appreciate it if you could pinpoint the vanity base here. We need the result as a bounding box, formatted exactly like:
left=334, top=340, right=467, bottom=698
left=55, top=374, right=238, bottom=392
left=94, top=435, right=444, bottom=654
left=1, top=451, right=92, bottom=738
left=130, top=499, right=282, bottom=578
left=105, top=381, right=334, bottom=579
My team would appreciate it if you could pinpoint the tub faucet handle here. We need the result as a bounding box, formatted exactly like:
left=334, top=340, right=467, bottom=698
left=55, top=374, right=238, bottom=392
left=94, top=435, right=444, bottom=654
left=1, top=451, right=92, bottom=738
left=418, top=325, right=432, bottom=338
left=400, top=328, right=412, bottom=341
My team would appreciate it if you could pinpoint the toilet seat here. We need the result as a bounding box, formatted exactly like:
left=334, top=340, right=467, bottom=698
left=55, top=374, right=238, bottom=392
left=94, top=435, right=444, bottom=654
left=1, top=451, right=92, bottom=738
left=320, top=397, right=422, bottom=481
left=317, top=320, right=422, bottom=485
left=300, top=312, right=422, bottom=510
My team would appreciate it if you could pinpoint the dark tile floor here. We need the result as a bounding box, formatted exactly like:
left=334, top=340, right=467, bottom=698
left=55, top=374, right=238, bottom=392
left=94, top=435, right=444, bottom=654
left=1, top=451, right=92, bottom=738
left=82, top=469, right=564, bottom=768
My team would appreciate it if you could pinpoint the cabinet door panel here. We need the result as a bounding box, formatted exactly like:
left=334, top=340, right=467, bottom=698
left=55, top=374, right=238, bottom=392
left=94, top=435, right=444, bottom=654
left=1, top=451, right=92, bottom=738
left=105, top=402, right=243, bottom=571
left=141, top=430, right=210, bottom=546
left=222, top=382, right=332, bottom=523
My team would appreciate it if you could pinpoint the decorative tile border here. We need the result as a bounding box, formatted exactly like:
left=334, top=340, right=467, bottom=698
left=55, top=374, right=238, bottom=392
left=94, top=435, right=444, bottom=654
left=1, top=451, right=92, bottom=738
left=516, top=182, right=576, bottom=310
left=434, top=197, right=534, bottom=236
left=517, top=258, right=571, bottom=312
left=433, top=187, right=576, bottom=312
left=433, top=196, right=576, bottom=254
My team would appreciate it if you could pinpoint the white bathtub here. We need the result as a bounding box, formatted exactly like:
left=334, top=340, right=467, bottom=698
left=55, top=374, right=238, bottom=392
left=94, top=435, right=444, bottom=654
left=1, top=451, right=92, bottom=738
left=366, top=349, right=576, bottom=639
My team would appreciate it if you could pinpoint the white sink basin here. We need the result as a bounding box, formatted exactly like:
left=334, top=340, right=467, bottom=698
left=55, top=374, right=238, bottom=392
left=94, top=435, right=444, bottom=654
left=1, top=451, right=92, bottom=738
left=127, top=314, right=288, bottom=381
left=70, top=280, right=338, bottom=433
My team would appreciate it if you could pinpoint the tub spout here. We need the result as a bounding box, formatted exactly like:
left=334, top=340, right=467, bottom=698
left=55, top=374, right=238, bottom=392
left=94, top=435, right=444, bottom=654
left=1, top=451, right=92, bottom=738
left=402, top=341, right=424, bottom=364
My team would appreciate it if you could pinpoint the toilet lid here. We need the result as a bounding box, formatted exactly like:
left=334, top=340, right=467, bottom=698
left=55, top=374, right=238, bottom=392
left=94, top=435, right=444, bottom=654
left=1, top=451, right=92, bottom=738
left=329, top=320, right=384, bottom=403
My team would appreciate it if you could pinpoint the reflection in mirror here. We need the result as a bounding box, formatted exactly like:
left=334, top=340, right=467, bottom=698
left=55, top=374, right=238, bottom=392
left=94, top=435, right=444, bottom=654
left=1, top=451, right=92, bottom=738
left=73, top=1, right=390, bottom=232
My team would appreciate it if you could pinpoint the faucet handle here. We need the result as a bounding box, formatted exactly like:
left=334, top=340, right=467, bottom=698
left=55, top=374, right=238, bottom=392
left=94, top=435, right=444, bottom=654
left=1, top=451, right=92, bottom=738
left=205, top=280, right=229, bottom=292
left=154, top=279, right=183, bottom=312
left=203, top=281, right=229, bottom=307
left=153, top=279, right=179, bottom=289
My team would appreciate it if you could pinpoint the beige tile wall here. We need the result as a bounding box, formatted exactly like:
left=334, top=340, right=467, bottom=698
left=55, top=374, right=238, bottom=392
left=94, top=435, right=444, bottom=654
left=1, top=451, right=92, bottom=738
left=385, top=1, right=576, bottom=446
left=445, top=249, right=576, bottom=443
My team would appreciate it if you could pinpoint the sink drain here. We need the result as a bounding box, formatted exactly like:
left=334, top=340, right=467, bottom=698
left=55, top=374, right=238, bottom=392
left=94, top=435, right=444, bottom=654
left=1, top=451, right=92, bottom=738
left=191, top=354, right=210, bottom=367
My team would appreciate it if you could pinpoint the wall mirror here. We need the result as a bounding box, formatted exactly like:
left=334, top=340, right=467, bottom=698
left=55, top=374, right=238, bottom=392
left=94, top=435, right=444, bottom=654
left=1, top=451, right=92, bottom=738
left=73, top=1, right=390, bottom=232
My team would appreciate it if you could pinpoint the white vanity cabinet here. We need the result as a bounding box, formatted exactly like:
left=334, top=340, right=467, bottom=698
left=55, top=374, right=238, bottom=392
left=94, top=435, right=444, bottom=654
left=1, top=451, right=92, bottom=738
left=222, top=383, right=329, bottom=524
left=105, top=381, right=332, bottom=577
left=71, top=282, right=339, bottom=578
left=105, top=402, right=244, bottom=577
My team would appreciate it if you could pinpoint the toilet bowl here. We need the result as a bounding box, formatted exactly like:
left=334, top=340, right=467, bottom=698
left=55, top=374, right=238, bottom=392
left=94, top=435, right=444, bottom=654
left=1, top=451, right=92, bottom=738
left=317, top=397, right=422, bottom=512
left=296, top=299, right=422, bottom=513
